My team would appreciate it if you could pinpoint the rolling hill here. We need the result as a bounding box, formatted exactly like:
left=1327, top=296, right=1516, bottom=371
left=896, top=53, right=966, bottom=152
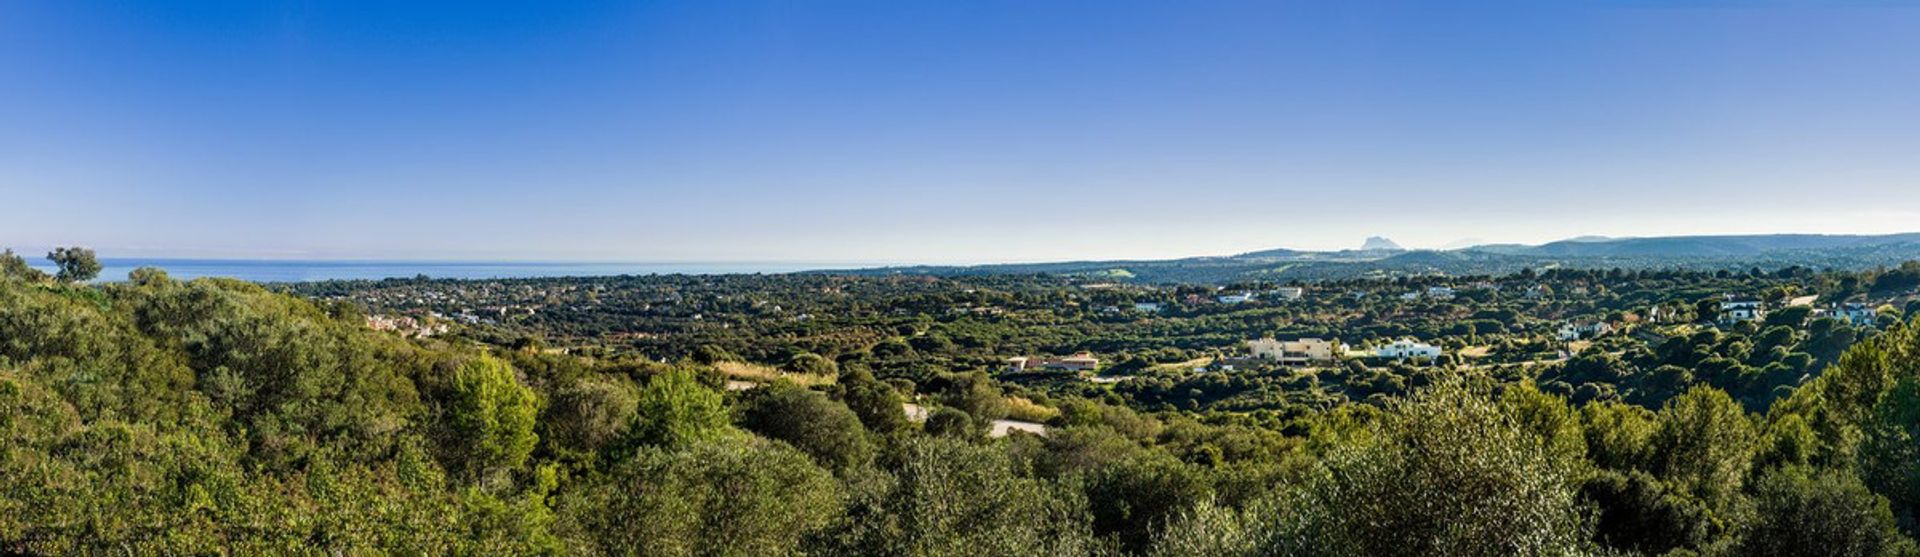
left=825, top=233, right=1920, bottom=283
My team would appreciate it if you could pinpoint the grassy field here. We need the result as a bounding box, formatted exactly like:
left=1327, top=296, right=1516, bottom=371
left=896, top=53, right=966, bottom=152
left=713, top=360, right=837, bottom=387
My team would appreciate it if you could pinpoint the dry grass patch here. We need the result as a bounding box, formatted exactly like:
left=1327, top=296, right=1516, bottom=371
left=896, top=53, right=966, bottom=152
left=1004, top=396, right=1061, bottom=423
left=1148, top=357, right=1215, bottom=373
left=713, top=360, right=836, bottom=387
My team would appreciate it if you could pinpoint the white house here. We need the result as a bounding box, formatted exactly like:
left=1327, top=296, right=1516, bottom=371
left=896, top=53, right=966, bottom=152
left=1399, top=292, right=1422, bottom=301
left=1425, top=286, right=1457, bottom=300
left=1835, top=302, right=1878, bottom=327
left=1132, top=302, right=1163, bottom=313
left=1247, top=338, right=1340, bottom=365
left=1271, top=287, right=1305, bottom=301
left=1375, top=338, right=1443, bottom=360
left=1006, top=352, right=1100, bottom=372
left=1720, top=296, right=1766, bottom=324
left=1218, top=293, right=1254, bottom=304
left=1558, top=321, right=1614, bottom=341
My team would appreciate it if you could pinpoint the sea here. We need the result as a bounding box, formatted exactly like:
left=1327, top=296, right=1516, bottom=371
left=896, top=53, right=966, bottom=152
left=26, top=259, right=862, bottom=283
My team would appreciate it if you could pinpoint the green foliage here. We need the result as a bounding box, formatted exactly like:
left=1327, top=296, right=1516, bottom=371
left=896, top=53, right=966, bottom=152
left=6, top=267, right=1920, bottom=554
left=738, top=383, right=874, bottom=472
left=1650, top=386, right=1758, bottom=514
left=1583, top=401, right=1657, bottom=471
left=45, top=247, right=101, bottom=283
left=543, top=373, right=639, bottom=456
left=1147, top=498, right=1275, bottom=557
left=629, top=367, right=731, bottom=449
left=786, top=352, right=839, bottom=377
left=1081, top=454, right=1212, bottom=553
left=1255, top=380, right=1591, bottom=556
left=840, top=367, right=910, bottom=435
left=559, top=437, right=841, bottom=556
left=924, top=407, right=975, bottom=439
left=1740, top=466, right=1911, bottom=557
left=1581, top=469, right=1714, bottom=554
left=0, top=249, right=50, bottom=282
left=814, top=437, right=1103, bottom=557
left=446, top=354, right=541, bottom=480
left=1863, top=376, right=1920, bottom=529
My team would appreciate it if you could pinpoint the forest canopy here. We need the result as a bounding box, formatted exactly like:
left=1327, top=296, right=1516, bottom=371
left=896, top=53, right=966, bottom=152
left=3, top=259, right=1920, bottom=555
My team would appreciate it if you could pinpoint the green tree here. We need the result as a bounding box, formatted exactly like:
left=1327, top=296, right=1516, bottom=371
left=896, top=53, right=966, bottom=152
left=1082, top=454, right=1212, bottom=553
left=1740, top=466, right=1911, bottom=557
left=840, top=368, right=909, bottom=435
left=46, top=247, right=101, bottom=283
left=1580, top=469, right=1714, bottom=554
left=786, top=352, right=838, bottom=377
left=0, top=249, right=49, bottom=282
left=629, top=367, right=730, bottom=448
left=1649, top=386, right=1757, bottom=515
left=559, top=437, right=840, bottom=556
left=737, top=383, right=873, bottom=472
left=1246, top=379, right=1592, bottom=556
left=813, top=437, right=1102, bottom=557
left=1862, top=376, right=1920, bottom=530
left=924, top=407, right=976, bottom=439
left=544, top=374, right=639, bottom=456
left=446, top=354, right=541, bottom=481
left=1582, top=401, right=1657, bottom=472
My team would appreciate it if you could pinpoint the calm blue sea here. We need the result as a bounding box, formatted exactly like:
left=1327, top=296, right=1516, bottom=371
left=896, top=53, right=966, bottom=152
left=27, top=259, right=856, bottom=283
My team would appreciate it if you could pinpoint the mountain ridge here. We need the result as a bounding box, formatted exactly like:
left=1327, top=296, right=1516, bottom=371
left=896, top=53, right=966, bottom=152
left=823, top=233, right=1920, bottom=283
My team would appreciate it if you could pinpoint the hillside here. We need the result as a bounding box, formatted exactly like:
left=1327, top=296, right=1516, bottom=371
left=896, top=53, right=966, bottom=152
left=828, top=233, right=1920, bottom=283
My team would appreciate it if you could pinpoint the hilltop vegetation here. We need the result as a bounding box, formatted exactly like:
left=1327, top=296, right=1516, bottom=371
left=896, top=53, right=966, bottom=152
left=8, top=250, right=1920, bottom=554
left=831, top=233, right=1920, bottom=282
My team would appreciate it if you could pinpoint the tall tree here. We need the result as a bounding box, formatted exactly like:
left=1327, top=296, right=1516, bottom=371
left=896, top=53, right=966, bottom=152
left=446, top=354, right=541, bottom=482
left=0, top=249, right=49, bottom=282
left=45, top=247, right=101, bottom=283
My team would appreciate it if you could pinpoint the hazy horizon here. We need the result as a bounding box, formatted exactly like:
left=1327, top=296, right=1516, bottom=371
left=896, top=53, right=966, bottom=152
left=15, top=230, right=1920, bottom=269
left=8, top=1, right=1920, bottom=262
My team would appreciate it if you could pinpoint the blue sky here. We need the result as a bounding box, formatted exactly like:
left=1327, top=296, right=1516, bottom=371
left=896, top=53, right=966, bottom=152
left=4, top=1, right=1919, bottom=263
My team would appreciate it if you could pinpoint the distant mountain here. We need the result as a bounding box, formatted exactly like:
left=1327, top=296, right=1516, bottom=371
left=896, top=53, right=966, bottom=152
left=823, top=232, right=1920, bottom=284
left=1491, top=233, right=1920, bottom=258
left=1360, top=236, right=1404, bottom=251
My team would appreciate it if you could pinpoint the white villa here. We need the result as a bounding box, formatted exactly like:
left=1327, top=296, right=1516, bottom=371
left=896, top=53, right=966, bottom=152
left=1720, top=296, right=1766, bottom=324
left=1558, top=321, right=1614, bottom=341
left=1132, top=302, right=1163, bottom=313
left=1425, top=286, right=1457, bottom=300
left=1218, top=293, right=1254, bottom=304
left=1006, top=352, right=1099, bottom=372
left=1271, top=287, right=1305, bottom=301
left=1834, top=302, right=1879, bottom=326
left=1373, top=338, right=1443, bottom=360
left=1247, top=337, right=1341, bottom=365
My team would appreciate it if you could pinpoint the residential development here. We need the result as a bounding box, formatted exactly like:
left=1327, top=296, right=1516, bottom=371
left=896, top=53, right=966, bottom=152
left=1370, top=338, right=1444, bottom=361
left=1246, top=337, right=1341, bottom=365
left=1006, top=352, right=1100, bottom=372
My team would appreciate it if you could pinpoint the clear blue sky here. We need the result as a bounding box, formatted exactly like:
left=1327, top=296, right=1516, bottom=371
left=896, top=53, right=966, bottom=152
left=4, top=1, right=1919, bottom=263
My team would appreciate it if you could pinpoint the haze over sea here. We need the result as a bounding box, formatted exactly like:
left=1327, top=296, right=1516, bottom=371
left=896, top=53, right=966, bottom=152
left=26, top=259, right=851, bottom=283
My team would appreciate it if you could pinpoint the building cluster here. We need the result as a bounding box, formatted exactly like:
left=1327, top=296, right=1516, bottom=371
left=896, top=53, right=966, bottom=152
left=1719, top=295, right=1766, bottom=324
left=365, top=314, right=449, bottom=338
left=1240, top=336, right=1445, bottom=364
left=1369, top=338, right=1444, bottom=360
left=1246, top=337, right=1341, bottom=365
left=1006, top=352, right=1100, bottom=372
left=1713, top=294, right=1883, bottom=328
left=1558, top=320, right=1614, bottom=341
